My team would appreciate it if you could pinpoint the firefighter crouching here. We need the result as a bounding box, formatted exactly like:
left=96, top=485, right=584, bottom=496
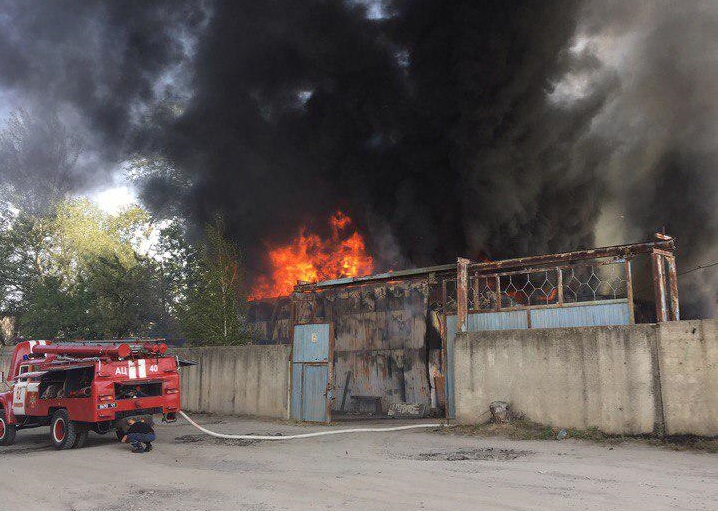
left=121, top=417, right=156, bottom=453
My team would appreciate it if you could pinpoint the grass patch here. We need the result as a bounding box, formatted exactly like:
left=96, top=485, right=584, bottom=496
left=646, top=436, right=718, bottom=454
left=439, top=419, right=718, bottom=453
left=439, top=417, right=566, bottom=442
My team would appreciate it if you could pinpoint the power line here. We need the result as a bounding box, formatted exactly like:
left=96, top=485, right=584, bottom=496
left=629, top=258, right=718, bottom=297
left=679, top=260, right=718, bottom=276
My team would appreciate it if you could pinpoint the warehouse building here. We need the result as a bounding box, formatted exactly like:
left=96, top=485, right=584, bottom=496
left=248, top=234, right=679, bottom=421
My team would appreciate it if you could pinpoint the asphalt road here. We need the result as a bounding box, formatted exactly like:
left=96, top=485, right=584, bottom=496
left=0, top=414, right=716, bottom=511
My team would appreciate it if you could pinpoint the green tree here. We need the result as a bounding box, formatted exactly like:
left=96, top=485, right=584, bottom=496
left=83, top=254, right=161, bottom=338
left=2, top=198, right=164, bottom=339
left=153, top=218, right=199, bottom=337
left=50, top=198, right=151, bottom=281
left=0, top=210, right=53, bottom=313
left=1, top=195, right=252, bottom=343
left=17, top=275, right=91, bottom=339
left=181, top=217, right=249, bottom=345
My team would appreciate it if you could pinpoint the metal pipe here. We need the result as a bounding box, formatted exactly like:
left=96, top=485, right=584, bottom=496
left=457, top=258, right=469, bottom=333
left=468, top=238, right=675, bottom=272
left=652, top=252, right=668, bottom=323
left=495, top=275, right=502, bottom=311
left=32, top=343, right=132, bottom=358
left=625, top=259, right=635, bottom=324
left=665, top=255, right=680, bottom=321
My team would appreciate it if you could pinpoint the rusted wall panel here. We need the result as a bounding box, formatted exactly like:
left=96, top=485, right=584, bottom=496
left=248, top=278, right=437, bottom=415
left=301, top=280, right=433, bottom=413
left=247, top=298, right=292, bottom=344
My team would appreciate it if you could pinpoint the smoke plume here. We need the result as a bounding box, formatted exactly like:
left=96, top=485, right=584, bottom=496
left=582, top=1, right=718, bottom=317
left=158, top=1, right=608, bottom=269
left=0, top=0, right=206, bottom=182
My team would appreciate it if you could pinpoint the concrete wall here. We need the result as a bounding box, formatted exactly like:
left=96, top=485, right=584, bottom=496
left=455, top=320, right=718, bottom=437
left=174, top=345, right=292, bottom=419
left=658, top=320, right=718, bottom=436
left=1, top=345, right=291, bottom=419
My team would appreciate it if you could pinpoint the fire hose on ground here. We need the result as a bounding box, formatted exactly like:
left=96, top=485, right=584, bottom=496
left=179, top=410, right=447, bottom=440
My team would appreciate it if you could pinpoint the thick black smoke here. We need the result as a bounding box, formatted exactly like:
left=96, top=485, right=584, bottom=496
left=0, top=0, right=206, bottom=182
left=158, top=0, right=608, bottom=271
left=1, top=1, right=716, bottom=316
left=158, top=0, right=409, bottom=269
left=580, top=1, right=718, bottom=317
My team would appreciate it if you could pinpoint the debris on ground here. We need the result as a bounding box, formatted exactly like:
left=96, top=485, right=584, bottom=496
left=489, top=401, right=510, bottom=423
left=174, top=434, right=256, bottom=446
left=411, top=448, right=532, bottom=462
left=387, top=403, right=429, bottom=418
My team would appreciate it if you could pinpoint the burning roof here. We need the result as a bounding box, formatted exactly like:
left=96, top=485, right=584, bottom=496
left=249, top=211, right=374, bottom=299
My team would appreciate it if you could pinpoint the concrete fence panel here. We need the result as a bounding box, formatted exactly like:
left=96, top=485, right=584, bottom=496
left=455, top=324, right=660, bottom=435
left=174, top=345, right=292, bottom=419
left=455, top=320, right=718, bottom=436
left=658, top=320, right=718, bottom=436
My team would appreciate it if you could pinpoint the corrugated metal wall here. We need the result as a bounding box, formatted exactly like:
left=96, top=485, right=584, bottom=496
left=248, top=298, right=293, bottom=344
left=529, top=300, right=631, bottom=328
left=294, top=280, right=437, bottom=414
left=468, top=310, right=528, bottom=330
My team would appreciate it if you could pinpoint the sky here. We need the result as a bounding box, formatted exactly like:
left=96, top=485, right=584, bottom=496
left=86, top=170, right=138, bottom=214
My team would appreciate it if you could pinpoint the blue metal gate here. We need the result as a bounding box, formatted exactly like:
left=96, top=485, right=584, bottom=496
left=291, top=323, right=332, bottom=422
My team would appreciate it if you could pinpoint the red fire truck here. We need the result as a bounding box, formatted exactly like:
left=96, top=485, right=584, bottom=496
left=0, top=340, right=181, bottom=449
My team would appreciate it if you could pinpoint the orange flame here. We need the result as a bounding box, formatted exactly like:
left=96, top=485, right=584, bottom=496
left=249, top=211, right=374, bottom=299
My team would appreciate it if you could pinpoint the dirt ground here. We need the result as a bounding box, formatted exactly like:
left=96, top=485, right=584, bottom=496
left=0, top=414, right=716, bottom=511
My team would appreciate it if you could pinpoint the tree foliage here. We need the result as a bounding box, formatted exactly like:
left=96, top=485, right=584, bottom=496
left=0, top=196, right=251, bottom=344
left=0, top=107, right=252, bottom=344
left=181, top=216, right=250, bottom=345
left=0, top=199, right=160, bottom=339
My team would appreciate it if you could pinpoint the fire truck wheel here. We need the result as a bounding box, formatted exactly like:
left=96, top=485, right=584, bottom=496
left=50, top=410, right=78, bottom=450
left=72, top=426, right=89, bottom=449
left=0, top=409, right=17, bottom=446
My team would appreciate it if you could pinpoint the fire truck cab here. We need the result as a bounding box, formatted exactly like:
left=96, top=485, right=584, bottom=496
left=0, top=340, right=181, bottom=449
